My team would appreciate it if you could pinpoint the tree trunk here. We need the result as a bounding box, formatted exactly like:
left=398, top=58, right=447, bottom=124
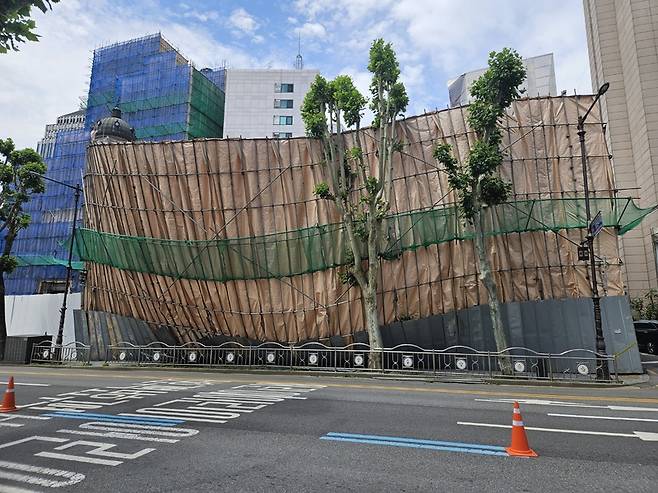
left=473, top=210, right=511, bottom=373
left=363, top=284, right=384, bottom=369
left=0, top=230, right=15, bottom=361
left=0, top=273, right=6, bottom=361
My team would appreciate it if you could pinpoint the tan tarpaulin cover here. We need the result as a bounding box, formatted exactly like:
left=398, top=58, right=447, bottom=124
left=83, top=95, right=623, bottom=343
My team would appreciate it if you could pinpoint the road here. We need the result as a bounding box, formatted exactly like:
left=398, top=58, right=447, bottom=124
left=0, top=366, right=657, bottom=492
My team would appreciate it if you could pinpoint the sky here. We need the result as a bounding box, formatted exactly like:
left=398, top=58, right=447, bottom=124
left=0, top=0, right=592, bottom=150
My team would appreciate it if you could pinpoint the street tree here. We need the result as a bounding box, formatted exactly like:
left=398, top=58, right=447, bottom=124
left=1, top=0, right=60, bottom=54
left=301, top=39, right=408, bottom=368
left=0, top=138, right=46, bottom=359
left=433, top=49, right=526, bottom=363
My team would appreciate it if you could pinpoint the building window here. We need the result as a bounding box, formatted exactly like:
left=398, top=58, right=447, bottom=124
left=273, top=132, right=293, bottom=138
left=274, top=99, right=294, bottom=109
left=38, top=280, right=68, bottom=294
left=274, top=83, right=294, bottom=93
left=273, top=115, right=293, bottom=125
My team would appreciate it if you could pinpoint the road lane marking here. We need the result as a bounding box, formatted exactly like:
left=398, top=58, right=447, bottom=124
left=547, top=413, right=658, bottom=423
left=0, top=422, right=23, bottom=427
left=13, top=383, right=50, bottom=387
left=56, top=429, right=180, bottom=443
left=43, top=411, right=184, bottom=426
left=475, top=398, right=658, bottom=412
left=457, top=421, right=637, bottom=437
left=457, top=421, right=658, bottom=441
left=320, top=432, right=508, bottom=456
left=0, top=461, right=85, bottom=488
left=35, top=452, right=122, bottom=466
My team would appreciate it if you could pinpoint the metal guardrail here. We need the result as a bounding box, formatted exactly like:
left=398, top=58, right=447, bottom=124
left=30, top=341, right=91, bottom=366
left=30, top=341, right=619, bottom=382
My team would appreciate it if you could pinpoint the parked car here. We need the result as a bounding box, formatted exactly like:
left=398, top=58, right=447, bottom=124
left=633, top=320, right=658, bottom=354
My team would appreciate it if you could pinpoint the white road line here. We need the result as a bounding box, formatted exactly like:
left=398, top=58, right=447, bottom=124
left=0, top=422, right=23, bottom=428
left=0, top=483, right=41, bottom=493
left=120, top=412, right=225, bottom=424
left=457, top=421, right=637, bottom=438
left=0, top=460, right=85, bottom=488
left=13, top=382, right=50, bottom=387
left=35, top=452, right=122, bottom=467
left=475, top=398, right=658, bottom=413
left=56, top=429, right=179, bottom=443
left=0, top=414, right=50, bottom=421
left=548, top=413, right=658, bottom=423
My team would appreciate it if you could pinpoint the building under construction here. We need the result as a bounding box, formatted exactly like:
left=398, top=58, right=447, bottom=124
left=5, top=33, right=226, bottom=297
left=74, top=95, right=652, bottom=371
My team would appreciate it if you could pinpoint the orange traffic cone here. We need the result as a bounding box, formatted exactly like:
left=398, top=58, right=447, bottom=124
left=0, top=376, right=18, bottom=413
left=506, top=401, right=538, bottom=457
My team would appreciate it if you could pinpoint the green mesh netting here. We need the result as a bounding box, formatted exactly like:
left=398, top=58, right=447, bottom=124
left=16, top=255, right=84, bottom=270
left=187, top=69, right=225, bottom=139
left=74, top=197, right=655, bottom=282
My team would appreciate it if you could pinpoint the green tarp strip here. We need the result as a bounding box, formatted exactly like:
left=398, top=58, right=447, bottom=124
left=74, top=197, right=656, bottom=282
left=16, top=255, right=84, bottom=270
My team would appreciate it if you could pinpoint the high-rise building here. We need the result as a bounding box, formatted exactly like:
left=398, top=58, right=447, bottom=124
left=447, top=53, right=557, bottom=107
left=223, top=69, right=319, bottom=138
left=583, top=0, right=658, bottom=295
left=3, top=33, right=226, bottom=296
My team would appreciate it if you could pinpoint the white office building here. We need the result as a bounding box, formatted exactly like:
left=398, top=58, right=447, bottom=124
left=36, top=109, right=85, bottom=159
left=223, top=69, right=319, bottom=139
left=447, top=53, right=557, bottom=107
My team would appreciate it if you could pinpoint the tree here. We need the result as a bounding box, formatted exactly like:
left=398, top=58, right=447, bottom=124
left=301, top=39, right=408, bottom=368
left=1, top=0, right=60, bottom=54
left=433, top=49, right=526, bottom=365
left=0, top=138, right=46, bottom=359
left=630, top=289, right=658, bottom=321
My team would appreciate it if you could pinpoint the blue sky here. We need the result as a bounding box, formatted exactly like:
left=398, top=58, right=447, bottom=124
left=0, top=0, right=591, bottom=149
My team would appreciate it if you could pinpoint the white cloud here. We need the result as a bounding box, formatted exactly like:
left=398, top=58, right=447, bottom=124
left=295, top=22, right=327, bottom=40
left=228, top=8, right=259, bottom=34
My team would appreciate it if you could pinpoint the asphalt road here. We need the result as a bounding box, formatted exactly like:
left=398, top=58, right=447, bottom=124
left=1, top=366, right=657, bottom=492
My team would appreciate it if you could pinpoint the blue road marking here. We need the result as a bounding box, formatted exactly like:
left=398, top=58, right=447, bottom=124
left=43, top=411, right=184, bottom=426
left=321, top=432, right=508, bottom=457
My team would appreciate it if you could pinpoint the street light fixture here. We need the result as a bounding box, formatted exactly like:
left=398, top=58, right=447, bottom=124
left=28, top=171, right=82, bottom=352
left=577, top=83, right=610, bottom=380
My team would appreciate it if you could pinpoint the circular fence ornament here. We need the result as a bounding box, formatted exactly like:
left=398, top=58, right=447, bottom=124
left=577, top=363, right=589, bottom=375
left=402, top=355, right=414, bottom=369
left=188, top=351, right=197, bottom=363
left=308, top=353, right=318, bottom=365
left=455, top=358, right=467, bottom=370
left=152, top=352, right=161, bottom=362
left=226, top=352, right=235, bottom=363
left=42, top=349, right=50, bottom=359
left=514, top=361, right=526, bottom=373
left=353, top=354, right=364, bottom=367
left=118, top=351, right=127, bottom=361
left=266, top=352, right=276, bottom=364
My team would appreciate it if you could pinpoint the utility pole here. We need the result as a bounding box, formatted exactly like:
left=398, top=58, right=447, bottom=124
left=576, top=82, right=610, bottom=380
left=28, top=171, right=82, bottom=356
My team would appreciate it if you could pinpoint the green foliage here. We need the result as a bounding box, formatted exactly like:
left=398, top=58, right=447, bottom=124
left=0, top=137, right=46, bottom=272
left=313, top=182, right=334, bottom=201
left=369, top=39, right=409, bottom=127
left=433, top=48, right=526, bottom=221
left=630, top=289, right=658, bottom=321
left=0, top=1, right=60, bottom=53
left=0, top=255, right=18, bottom=273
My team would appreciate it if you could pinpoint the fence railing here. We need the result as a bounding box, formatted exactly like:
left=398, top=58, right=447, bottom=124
left=29, top=341, right=620, bottom=382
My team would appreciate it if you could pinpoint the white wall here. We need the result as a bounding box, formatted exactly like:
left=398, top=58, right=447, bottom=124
left=224, top=69, right=319, bottom=138
left=5, top=293, right=80, bottom=345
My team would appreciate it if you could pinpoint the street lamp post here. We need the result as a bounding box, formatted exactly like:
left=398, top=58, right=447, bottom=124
left=29, top=171, right=82, bottom=352
left=577, top=82, right=610, bottom=380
